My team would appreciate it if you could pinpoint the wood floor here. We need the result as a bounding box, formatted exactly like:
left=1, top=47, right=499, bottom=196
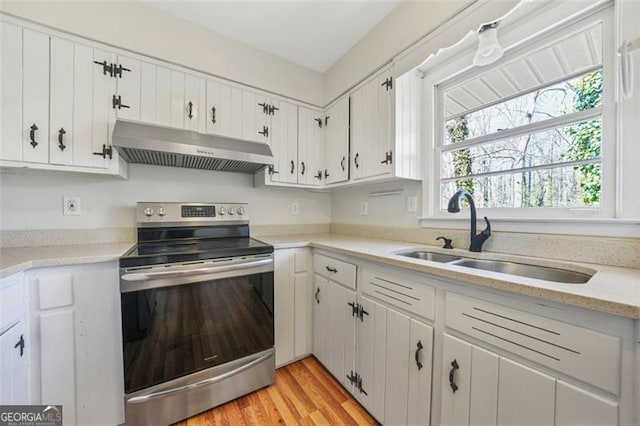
left=174, top=356, right=378, bottom=425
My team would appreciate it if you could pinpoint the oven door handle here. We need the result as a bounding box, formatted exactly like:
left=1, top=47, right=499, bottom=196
left=126, top=351, right=272, bottom=404
left=121, top=258, right=273, bottom=282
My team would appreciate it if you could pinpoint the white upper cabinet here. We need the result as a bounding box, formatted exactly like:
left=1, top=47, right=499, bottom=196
left=1, top=22, right=23, bottom=161
left=298, top=106, right=324, bottom=186
left=242, top=90, right=271, bottom=144
left=90, top=48, right=116, bottom=169
left=323, top=97, right=349, bottom=184
left=22, top=29, right=50, bottom=164
left=269, top=99, right=298, bottom=184
left=114, top=55, right=141, bottom=121
left=49, top=37, right=74, bottom=166
left=170, top=70, right=185, bottom=129
left=206, top=80, right=242, bottom=139
left=72, top=44, right=96, bottom=168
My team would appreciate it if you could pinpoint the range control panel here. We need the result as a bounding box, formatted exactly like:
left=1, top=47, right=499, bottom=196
left=136, top=202, right=249, bottom=225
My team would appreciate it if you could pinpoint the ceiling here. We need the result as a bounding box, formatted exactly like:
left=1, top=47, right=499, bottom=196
left=141, top=0, right=402, bottom=73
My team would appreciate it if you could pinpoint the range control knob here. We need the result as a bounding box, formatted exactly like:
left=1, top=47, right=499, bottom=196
left=228, top=207, right=235, bottom=215
left=143, top=207, right=154, bottom=217
left=218, top=207, right=225, bottom=216
left=156, top=207, right=166, bottom=217
left=237, top=207, right=245, bottom=215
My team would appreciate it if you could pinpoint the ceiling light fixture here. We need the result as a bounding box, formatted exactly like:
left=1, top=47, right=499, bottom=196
left=473, top=22, right=504, bottom=67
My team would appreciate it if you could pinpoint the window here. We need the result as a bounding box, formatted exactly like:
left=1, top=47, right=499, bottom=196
left=432, top=15, right=614, bottom=217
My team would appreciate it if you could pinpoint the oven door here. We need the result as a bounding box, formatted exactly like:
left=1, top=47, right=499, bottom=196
left=120, top=255, right=274, bottom=395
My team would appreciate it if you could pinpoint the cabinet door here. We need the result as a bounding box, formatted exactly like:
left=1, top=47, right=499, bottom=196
left=555, top=380, right=618, bottom=426
left=440, top=334, right=472, bottom=425
left=155, top=66, right=171, bottom=126
left=170, top=70, right=185, bottom=128
left=49, top=37, right=74, bottom=165
left=91, top=48, right=115, bottom=169
left=356, top=296, right=387, bottom=422
left=242, top=90, right=270, bottom=144
left=497, top=357, right=555, bottom=426
left=184, top=74, right=205, bottom=133
left=72, top=44, right=94, bottom=167
left=0, top=321, right=27, bottom=404
left=325, top=280, right=356, bottom=388
left=384, top=308, right=411, bottom=425
left=206, top=80, right=242, bottom=138
left=1, top=22, right=23, bottom=161
left=312, top=275, right=327, bottom=366
left=270, top=100, right=298, bottom=184
left=40, top=310, right=76, bottom=425
left=324, top=97, right=349, bottom=184
left=274, top=250, right=294, bottom=366
left=407, top=319, right=434, bottom=426
left=22, top=29, right=49, bottom=164
left=139, top=62, right=157, bottom=124
left=298, top=107, right=323, bottom=186
left=293, top=250, right=311, bottom=358
left=115, top=55, right=140, bottom=121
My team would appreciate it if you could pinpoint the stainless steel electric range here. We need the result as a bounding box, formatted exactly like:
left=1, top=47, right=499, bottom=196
left=119, top=202, right=275, bottom=426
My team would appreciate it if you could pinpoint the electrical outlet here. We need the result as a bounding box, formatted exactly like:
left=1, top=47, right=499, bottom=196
left=407, top=195, right=418, bottom=213
left=291, top=202, right=299, bottom=215
left=360, top=201, right=368, bottom=215
left=63, top=196, right=81, bottom=216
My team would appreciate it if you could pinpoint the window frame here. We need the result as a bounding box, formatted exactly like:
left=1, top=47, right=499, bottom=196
left=423, top=5, right=617, bottom=222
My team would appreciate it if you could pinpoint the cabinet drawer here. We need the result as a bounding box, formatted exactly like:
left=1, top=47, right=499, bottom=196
left=362, top=268, right=435, bottom=321
left=313, top=253, right=356, bottom=289
left=445, top=292, right=620, bottom=395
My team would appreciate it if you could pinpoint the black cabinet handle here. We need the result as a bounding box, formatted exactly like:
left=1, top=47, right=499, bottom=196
left=187, top=101, right=193, bottom=119
left=211, top=106, right=216, bottom=124
left=290, top=160, right=295, bottom=174
left=29, top=124, right=38, bottom=148
left=315, top=287, right=320, bottom=304
left=341, top=156, right=345, bottom=171
left=325, top=266, right=337, bottom=273
left=449, top=359, right=459, bottom=393
left=58, top=128, right=66, bottom=151
left=354, top=153, right=359, bottom=169
left=301, top=161, right=305, bottom=175
left=415, top=340, right=424, bottom=370
left=14, top=334, right=25, bottom=357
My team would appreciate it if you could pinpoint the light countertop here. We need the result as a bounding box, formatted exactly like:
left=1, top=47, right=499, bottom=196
left=258, top=233, right=640, bottom=319
left=1, top=234, right=638, bottom=319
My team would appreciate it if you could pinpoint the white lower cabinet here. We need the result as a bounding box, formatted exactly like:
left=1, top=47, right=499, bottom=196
left=274, top=248, right=312, bottom=366
left=0, top=272, right=28, bottom=405
left=440, top=333, right=618, bottom=426
left=28, top=262, right=124, bottom=426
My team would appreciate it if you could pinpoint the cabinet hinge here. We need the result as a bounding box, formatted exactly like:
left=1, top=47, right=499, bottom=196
left=268, top=165, right=279, bottom=175
left=112, top=95, right=130, bottom=110
left=113, top=63, right=131, bottom=79
left=358, top=304, right=369, bottom=322
left=258, top=102, right=269, bottom=114
left=268, top=104, right=279, bottom=115
left=325, top=116, right=330, bottom=127
left=258, top=126, right=269, bottom=138
left=356, top=373, right=368, bottom=396
left=92, top=144, right=113, bottom=160
left=93, top=60, right=113, bottom=77
left=347, top=301, right=358, bottom=317
left=346, top=370, right=357, bottom=385
left=381, top=151, right=393, bottom=165
left=14, top=334, right=25, bottom=357
left=315, top=118, right=323, bottom=128
left=381, top=77, right=393, bottom=91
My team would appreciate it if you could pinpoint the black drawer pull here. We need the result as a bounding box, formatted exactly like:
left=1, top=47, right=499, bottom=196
left=290, top=160, right=295, bottom=174
left=325, top=266, right=337, bottom=273
left=314, top=287, right=320, bottom=304
left=354, top=153, right=359, bottom=168
left=58, top=128, right=66, bottom=151
left=449, top=359, right=459, bottom=393
left=187, top=101, right=193, bottom=119
left=211, top=106, right=216, bottom=124
left=415, top=340, right=424, bottom=370
left=29, top=124, right=38, bottom=148
left=301, top=161, right=305, bottom=175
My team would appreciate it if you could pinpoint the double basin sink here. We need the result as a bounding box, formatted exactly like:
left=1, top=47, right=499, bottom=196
left=397, top=250, right=593, bottom=284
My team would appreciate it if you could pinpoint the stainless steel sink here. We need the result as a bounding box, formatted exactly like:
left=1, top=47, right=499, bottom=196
left=449, top=259, right=592, bottom=284
left=398, top=250, right=461, bottom=263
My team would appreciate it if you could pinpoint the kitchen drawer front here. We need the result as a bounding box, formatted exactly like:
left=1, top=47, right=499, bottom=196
left=313, top=253, right=356, bottom=290
left=362, top=268, right=435, bottom=321
left=445, top=292, right=620, bottom=395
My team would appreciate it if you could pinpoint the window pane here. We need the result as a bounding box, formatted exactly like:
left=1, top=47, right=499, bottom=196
left=444, top=70, right=602, bottom=145
left=441, top=119, right=601, bottom=179
left=440, top=163, right=601, bottom=209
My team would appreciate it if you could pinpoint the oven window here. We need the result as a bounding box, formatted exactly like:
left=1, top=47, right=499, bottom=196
left=121, top=272, right=274, bottom=393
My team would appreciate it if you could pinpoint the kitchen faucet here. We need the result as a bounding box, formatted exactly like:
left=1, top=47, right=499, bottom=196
left=447, top=189, right=491, bottom=252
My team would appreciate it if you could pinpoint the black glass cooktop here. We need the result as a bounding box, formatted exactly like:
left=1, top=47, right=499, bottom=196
left=120, top=237, right=273, bottom=268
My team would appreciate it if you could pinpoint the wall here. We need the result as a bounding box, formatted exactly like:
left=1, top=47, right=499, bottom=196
left=0, top=165, right=330, bottom=230
left=0, top=0, right=323, bottom=106
left=323, top=0, right=474, bottom=103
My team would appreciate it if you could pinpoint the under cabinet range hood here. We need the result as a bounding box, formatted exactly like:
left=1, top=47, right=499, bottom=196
left=112, top=120, right=273, bottom=173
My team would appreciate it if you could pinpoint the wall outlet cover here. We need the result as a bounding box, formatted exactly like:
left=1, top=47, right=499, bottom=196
left=291, top=202, right=299, bottom=215
left=63, top=196, right=81, bottom=216
left=360, top=201, right=368, bottom=215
